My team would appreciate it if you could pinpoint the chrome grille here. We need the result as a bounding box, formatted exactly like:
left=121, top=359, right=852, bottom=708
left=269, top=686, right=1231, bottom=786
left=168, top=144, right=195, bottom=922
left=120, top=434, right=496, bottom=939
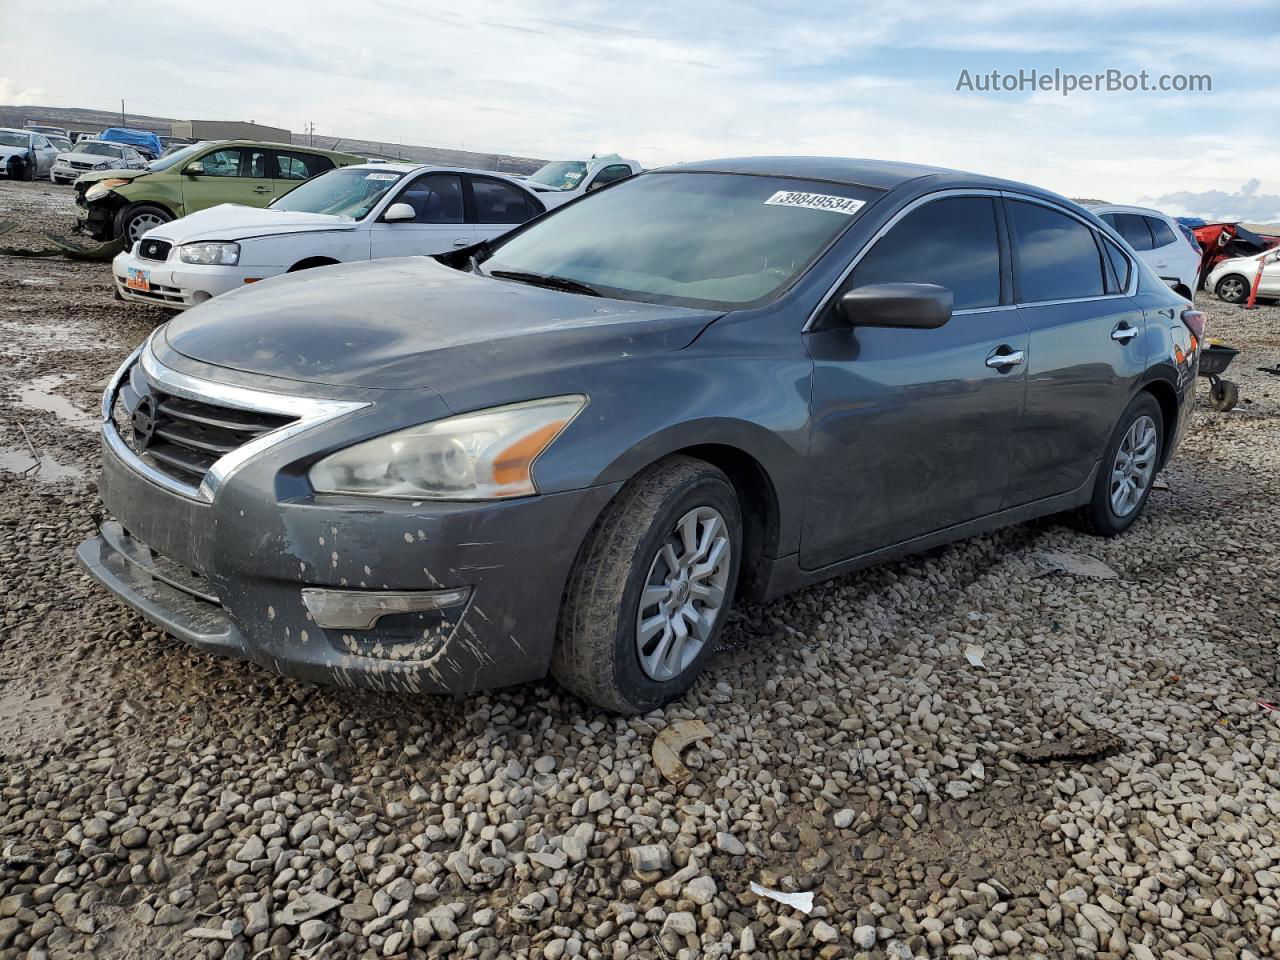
left=137, top=238, right=172, bottom=262
left=114, top=360, right=296, bottom=488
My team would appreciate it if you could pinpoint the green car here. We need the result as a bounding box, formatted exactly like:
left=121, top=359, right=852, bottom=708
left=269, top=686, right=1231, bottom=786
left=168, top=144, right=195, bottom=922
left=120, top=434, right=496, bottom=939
left=75, top=140, right=365, bottom=244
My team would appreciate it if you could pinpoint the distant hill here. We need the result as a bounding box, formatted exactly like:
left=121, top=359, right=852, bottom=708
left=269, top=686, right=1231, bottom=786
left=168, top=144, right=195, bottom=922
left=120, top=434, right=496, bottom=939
left=0, top=104, right=547, bottom=174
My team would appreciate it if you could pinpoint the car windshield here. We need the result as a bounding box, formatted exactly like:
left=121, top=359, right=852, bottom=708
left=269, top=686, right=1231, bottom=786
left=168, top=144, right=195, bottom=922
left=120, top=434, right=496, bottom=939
left=527, top=161, right=588, bottom=191
left=49, top=138, right=71, bottom=150
left=270, top=167, right=405, bottom=218
left=481, top=172, right=872, bottom=308
left=147, top=142, right=205, bottom=171
left=78, top=142, right=121, bottom=157
left=0, top=132, right=30, bottom=148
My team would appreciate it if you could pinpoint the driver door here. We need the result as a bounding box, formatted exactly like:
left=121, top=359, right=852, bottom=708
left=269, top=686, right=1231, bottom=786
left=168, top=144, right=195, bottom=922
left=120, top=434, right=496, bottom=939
left=180, top=146, right=274, bottom=213
left=800, top=194, right=1028, bottom=569
left=368, top=172, right=471, bottom=258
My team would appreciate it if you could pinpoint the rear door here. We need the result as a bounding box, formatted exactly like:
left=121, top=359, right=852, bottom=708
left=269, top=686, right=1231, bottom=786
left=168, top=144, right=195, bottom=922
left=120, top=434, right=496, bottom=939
left=367, top=171, right=469, bottom=258
left=466, top=174, right=545, bottom=243
left=1004, top=197, right=1149, bottom=506
left=271, top=150, right=336, bottom=200
left=801, top=193, right=1028, bottom=568
left=1143, top=215, right=1197, bottom=292
left=181, top=146, right=274, bottom=213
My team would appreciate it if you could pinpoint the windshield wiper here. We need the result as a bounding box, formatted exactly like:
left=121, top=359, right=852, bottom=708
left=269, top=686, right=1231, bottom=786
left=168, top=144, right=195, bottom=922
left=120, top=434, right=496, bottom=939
left=489, top=270, right=601, bottom=297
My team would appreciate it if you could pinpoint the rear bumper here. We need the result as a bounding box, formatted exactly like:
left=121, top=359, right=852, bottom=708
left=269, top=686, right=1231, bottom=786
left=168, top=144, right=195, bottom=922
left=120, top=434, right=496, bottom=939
left=79, top=422, right=620, bottom=695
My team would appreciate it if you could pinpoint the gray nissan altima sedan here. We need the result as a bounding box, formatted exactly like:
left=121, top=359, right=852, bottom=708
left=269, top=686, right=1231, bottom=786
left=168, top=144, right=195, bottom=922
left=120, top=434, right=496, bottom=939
left=78, top=157, right=1203, bottom=713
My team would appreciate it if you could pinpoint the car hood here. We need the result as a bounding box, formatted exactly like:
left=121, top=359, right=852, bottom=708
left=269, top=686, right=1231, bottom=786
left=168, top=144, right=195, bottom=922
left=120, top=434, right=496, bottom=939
left=60, top=151, right=121, bottom=164
left=75, top=166, right=151, bottom=186
left=1209, top=255, right=1262, bottom=275
left=161, top=257, right=721, bottom=393
left=149, top=204, right=357, bottom=244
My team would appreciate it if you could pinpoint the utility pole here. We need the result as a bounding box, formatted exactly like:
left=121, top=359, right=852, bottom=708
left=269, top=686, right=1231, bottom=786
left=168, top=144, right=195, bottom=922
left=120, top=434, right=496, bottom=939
left=120, top=99, right=126, bottom=127
left=307, top=121, right=315, bottom=146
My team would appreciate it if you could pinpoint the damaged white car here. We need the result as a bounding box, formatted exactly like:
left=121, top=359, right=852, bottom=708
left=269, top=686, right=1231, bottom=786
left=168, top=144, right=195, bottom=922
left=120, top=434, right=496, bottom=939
left=112, top=163, right=546, bottom=309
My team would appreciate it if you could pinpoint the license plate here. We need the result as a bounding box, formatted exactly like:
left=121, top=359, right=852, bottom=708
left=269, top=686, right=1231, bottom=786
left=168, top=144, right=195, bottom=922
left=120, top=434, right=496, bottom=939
left=126, top=267, right=150, bottom=292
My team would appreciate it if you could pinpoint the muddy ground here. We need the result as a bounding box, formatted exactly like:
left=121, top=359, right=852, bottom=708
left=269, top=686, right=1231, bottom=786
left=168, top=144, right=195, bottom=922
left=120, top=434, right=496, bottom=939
left=1, top=177, right=1278, bottom=960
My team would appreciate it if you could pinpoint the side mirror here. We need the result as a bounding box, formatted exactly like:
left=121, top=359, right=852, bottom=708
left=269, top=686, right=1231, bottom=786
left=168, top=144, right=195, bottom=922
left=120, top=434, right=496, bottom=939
left=184, top=161, right=204, bottom=176
left=838, top=282, right=953, bottom=329
left=383, top=202, right=416, bottom=222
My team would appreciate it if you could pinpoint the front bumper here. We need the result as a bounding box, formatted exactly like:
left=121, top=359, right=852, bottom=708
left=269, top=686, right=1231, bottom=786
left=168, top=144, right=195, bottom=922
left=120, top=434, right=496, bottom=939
left=78, top=357, right=620, bottom=695
left=112, top=249, right=257, bottom=309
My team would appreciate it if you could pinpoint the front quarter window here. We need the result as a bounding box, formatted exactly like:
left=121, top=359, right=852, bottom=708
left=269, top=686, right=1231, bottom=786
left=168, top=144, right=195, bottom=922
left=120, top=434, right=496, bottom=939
left=481, top=172, right=873, bottom=308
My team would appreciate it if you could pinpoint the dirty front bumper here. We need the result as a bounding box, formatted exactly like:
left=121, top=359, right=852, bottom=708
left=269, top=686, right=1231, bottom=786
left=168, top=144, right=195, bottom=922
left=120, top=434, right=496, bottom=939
left=77, top=361, right=620, bottom=695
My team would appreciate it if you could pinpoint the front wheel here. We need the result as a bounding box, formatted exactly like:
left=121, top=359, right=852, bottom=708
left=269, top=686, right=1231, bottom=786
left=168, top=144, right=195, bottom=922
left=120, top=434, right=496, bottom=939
left=1216, top=274, right=1250, bottom=304
left=552, top=456, right=742, bottom=714
left=116, top=204, right=173, bottom=245
left=1074, top=392, right=1163, bottom=536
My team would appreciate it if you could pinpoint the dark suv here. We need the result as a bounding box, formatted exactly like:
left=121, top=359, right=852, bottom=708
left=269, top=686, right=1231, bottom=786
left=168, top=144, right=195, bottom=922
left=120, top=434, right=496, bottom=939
left=78, top=157, right=1202, bottom=713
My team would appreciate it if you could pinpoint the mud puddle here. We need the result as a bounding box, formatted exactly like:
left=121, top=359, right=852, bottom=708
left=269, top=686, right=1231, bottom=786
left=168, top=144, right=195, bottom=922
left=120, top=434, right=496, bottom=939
left=0, top=445, right=89, bottom=482
left=15, top=373, right=98, bottom=430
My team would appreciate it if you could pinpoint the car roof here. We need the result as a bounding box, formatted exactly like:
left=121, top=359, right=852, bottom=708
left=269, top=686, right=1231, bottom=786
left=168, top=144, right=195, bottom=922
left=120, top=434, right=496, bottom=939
left=658, top=156, right=1032, bottom=192
left=344, top=162, right=528, bottom=180
left=191, top=139, right=359, bottom=156
left=0, top=127, right=34, bottom=135
left=1086, top=203, right=1172, bottom=220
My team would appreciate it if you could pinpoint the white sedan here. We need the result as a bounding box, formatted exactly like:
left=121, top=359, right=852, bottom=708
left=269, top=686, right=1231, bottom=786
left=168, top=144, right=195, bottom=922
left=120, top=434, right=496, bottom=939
left=1206, top=248, right=1280, bottom=304
left=112, top=163, right=547, bottom=309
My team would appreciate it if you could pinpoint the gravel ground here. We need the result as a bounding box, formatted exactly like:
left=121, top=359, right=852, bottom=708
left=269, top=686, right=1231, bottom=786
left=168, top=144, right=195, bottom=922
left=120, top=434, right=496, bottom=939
left=1, top=177, right=1279, bottom=960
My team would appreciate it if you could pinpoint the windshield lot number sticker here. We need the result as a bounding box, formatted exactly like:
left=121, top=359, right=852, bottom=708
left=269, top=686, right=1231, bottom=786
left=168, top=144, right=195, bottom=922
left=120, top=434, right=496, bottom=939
left=365, top=172, right=399, bottom=180
left=765, top=190, right=865, bottom=215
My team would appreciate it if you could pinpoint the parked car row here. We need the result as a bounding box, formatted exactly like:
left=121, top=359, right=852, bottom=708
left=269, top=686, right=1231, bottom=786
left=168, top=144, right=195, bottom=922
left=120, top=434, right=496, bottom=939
left=78, top=154, right=1204, bottom=712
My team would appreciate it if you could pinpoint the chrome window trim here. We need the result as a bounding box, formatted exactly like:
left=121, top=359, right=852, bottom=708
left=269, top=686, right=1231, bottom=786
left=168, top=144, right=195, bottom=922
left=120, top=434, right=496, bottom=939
left=102, top=332, right=368, bottom=503
left=804, top=187, right=1138, bottom=331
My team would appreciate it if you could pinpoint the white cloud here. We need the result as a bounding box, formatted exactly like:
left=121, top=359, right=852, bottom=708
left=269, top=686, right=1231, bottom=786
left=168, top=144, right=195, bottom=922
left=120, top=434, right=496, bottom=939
left=1142, top=180, right=1280, bottom=224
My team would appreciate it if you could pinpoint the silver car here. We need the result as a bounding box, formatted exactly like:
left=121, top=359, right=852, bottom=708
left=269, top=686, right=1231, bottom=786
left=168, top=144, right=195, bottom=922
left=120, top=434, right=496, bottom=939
left=0, top=128, right=58, bottom=181
left=51, top=140, right=148, bottom=184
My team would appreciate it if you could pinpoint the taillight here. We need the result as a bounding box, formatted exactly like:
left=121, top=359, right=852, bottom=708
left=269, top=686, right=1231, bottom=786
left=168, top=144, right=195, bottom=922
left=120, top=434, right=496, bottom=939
left=1181, top=308, right=1206, bottom=340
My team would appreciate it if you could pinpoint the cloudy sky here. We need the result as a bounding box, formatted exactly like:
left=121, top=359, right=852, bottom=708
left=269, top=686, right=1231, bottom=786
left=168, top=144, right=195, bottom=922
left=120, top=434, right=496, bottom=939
left=3, top=0, right=1278, bottom=220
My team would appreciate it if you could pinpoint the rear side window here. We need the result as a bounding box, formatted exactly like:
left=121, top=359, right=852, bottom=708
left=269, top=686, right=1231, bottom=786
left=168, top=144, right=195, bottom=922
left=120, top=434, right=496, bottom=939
left=1112, top=213, right=1154, bottom=251
left=471, top=176, right=541, bottom=223
left=848, top=196, right=1002, bottom=310
left=589, top=164, right=633, bottom=190
left=275, top=151, right=332, bottom=181
left=1010, top=201, right=1107, bottom=302
left=1101, top=236, right=1132, bottom=293
left=1146, top=217, right=1178, bottom=247
left=396, top=173, right=463, bottom=224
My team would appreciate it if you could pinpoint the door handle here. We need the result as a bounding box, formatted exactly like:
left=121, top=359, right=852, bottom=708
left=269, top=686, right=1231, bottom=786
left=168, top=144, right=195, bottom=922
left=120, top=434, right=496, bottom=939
left=1112, top=324, right=1139, bottom=342
left=986, top=348, right=1024, bottom=369
left=452, top=238, right=470, bottom=247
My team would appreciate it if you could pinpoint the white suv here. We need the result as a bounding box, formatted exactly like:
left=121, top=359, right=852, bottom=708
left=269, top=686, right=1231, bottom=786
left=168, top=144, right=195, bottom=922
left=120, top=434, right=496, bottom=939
left=1089, top=204, right=1200, bottom=300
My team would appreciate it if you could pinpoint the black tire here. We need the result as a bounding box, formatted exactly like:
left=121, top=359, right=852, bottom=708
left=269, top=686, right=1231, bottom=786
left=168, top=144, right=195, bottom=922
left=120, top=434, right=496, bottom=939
left=1074, top=392, right=1164, bottom=537
left=22, top=158, right=34, bottom=182
left=115, top=204, right=173, bottom=245
left=552, top=456, right=743, bottom=714
left=3, top=158, right=18, bottom=181
left=1216, top=274, right=1250, bottom=304
left=1210, top=379, right=1239, bottom=412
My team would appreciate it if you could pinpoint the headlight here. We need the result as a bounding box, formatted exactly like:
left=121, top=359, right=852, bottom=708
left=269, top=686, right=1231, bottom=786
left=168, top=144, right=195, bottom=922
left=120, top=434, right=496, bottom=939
left=84, top=179, right=128, bottom=201
left=178, top=242, right=240, bottom=266
left=309, top=395, right=586, bottom=500
left=93, top=161, right=110, bottom=170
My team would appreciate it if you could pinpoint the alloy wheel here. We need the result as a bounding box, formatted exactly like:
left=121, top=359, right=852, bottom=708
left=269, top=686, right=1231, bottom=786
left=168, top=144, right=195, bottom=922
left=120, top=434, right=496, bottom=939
left=1110, top=414, right=1157, bottom=517
left=635, top=505, right=732, bottom=681
left=1219, top=278, right=1245, bottom=302
left=128, top=214, right=167, bottom=245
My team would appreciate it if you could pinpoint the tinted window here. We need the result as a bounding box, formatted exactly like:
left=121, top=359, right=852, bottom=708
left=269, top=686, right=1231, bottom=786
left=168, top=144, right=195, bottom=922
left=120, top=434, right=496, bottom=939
left=848, top=196, right=1001, bottom=310
left=274, top=151, right=332, bottom=181
left=1101, top=236, right=1131, bottom=294
left=396, top=173, right=463, bottom=224
left=1113, top=213, right=1154, bottom=251
left=590, top=164, right=633, bottom=190
left=1146, top=217, right=1178, bottom=247
left=199, top=148, right=268, bottom=178
left=472, top=177, right=539, bottom=223
left=1010, top=201, right=1106, bottom=302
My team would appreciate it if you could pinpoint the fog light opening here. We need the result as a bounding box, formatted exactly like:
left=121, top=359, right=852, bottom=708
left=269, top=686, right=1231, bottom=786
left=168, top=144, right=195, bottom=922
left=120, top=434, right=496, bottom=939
left=301, top=586, right=471, bottom=630
left=192, top=290, right=212, bottom=303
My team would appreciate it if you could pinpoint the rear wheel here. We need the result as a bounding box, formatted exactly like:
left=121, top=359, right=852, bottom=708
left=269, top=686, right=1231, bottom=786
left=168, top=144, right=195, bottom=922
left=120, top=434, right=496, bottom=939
left=552, top=456, right=742, bottom=714
left=116, top=204, right=173, bottom=245
left=1074, top=392, right=1163, bottom=536
left=1216, top=274, right=1250, bottom=304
